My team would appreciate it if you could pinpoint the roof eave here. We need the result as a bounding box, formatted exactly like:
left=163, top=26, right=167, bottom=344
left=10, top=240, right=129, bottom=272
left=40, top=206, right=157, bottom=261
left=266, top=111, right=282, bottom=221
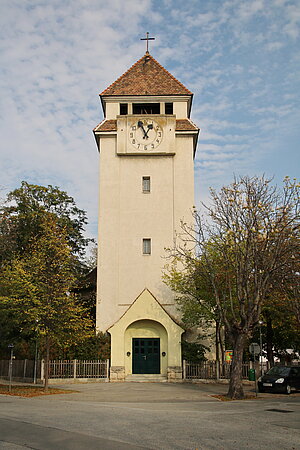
left=100, top=95, right=106, bottom=117
left=188, top=94, right=193, bottom=118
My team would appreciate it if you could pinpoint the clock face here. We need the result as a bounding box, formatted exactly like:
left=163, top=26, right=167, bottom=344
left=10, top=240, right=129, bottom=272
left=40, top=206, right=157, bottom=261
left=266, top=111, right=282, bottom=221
left=129, top=119, right=163, bottom=150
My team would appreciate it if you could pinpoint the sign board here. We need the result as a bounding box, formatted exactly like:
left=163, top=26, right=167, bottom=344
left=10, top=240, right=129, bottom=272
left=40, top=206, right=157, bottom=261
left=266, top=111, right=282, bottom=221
left=249, top=342, right=260, bottom=355
left=225, top=350, right=233, bottom=363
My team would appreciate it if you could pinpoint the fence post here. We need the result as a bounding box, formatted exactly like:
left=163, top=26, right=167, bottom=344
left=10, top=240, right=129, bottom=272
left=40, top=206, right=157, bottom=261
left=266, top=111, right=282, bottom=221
left=216, top=360, right=220, bottom=380
left=182, top=360, right=186, bottom=380
left=23, top=359, right=27, bottom=380
left=41, top=359, right=45, bottom=381
left=73, top=359, right=77, bottom=379
left=105, top=359, right=110, bottom=381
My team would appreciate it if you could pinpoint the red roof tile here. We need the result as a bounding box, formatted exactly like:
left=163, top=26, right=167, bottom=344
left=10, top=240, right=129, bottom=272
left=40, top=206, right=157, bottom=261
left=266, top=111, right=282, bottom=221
left=94, top=120, right=117, bottom=132
left=175, top=119, right=198, bottom=131
left=101, top=53, right=192, bottom=97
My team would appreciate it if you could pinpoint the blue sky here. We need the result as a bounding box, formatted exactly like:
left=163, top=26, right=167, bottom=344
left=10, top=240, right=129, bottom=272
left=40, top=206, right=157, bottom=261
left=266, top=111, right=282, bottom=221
left=1, top=0, right=299, bottom=245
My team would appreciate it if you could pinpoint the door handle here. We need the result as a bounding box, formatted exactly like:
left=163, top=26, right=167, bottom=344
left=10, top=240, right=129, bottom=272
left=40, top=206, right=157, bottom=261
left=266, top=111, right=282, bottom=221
left=142, top=355, right=147, bottom=360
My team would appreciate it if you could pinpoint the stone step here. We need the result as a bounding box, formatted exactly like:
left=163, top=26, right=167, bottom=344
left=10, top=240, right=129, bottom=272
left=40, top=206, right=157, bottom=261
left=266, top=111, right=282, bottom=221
left=125, top=374, right=167, bottom=382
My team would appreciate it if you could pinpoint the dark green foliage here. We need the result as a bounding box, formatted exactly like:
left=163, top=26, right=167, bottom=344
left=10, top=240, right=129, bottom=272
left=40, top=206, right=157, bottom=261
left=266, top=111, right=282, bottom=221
left=64, top=333, right=111, bottom=360
left=181, top=340, right=208, bottom=363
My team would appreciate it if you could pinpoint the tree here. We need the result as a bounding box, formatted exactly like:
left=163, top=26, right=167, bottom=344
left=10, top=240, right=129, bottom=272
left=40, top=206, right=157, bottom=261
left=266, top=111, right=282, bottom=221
left=0, top=181, right=91, bottom=267
left=165, top=176, right=299, bottom=399
left=163, top=246, right=226, bottom=364
left=0, top=181, right=94, bottom=360
left=0, top=215, right=93, bottom=390
left=259, top=288, right=300, bottom=365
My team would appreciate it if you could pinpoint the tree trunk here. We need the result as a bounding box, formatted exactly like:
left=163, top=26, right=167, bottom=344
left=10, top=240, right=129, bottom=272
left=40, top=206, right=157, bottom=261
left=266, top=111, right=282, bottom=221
left=215, top=320, right=220, bottom=362
left=219, top=325, right=225, bottom=365
left=227, top=332, right=246, bottom=399
left=44, top=335, right=50, bottom=392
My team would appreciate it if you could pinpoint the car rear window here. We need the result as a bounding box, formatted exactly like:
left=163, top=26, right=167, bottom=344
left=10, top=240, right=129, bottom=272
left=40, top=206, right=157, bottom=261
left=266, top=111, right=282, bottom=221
left=267, top=366, right=290, bottom=376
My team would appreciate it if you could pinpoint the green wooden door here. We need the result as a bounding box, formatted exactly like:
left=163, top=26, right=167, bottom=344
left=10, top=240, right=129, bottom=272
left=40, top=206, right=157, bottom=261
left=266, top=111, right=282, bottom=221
left=132, top=338, right=160, bottom=374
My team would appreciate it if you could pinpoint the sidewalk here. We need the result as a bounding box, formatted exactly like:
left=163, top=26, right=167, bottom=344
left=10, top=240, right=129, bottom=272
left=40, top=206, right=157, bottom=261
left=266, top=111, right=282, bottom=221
left=1, top=378, right=257, bottom=402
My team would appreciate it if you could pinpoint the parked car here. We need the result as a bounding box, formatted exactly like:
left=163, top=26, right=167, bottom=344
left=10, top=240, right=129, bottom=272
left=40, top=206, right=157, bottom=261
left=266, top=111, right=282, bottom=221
left=258, top=366, right=300, bottom=394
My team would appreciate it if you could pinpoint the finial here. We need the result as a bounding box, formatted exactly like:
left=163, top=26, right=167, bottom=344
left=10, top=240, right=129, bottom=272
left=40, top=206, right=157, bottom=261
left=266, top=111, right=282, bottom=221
left=140, top=32, right=155, bottom=53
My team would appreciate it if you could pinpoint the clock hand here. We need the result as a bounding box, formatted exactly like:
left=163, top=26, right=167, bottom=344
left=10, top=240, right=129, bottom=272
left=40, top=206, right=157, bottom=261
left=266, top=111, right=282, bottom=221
left=138, top=121, right=147, bottom=139
left=144, top=123, right=153, bottom=138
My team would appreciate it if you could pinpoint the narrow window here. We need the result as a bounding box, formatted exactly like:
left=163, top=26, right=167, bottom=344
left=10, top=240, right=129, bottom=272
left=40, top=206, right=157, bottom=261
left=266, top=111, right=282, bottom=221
left=120, top=103, right=128, bottom=115
left=142, top=176, right=150, bottom=193
left=165, top=103, right=173, bottom=114
left=143, top=238, right=151, bottom=255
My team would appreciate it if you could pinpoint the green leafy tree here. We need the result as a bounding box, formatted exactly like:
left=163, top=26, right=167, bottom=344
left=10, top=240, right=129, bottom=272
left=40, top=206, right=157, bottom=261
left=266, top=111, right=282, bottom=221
left=164, top=246, right=226, bottom=364
left=259, top=290, right=300, bottom=365
left=0, top=182, right=95, bottom=358
left=0, top=215, right=93, bottom=390
left=0, top=181, right=91, bottom=267
left=165, top=176, right=299, bottom=399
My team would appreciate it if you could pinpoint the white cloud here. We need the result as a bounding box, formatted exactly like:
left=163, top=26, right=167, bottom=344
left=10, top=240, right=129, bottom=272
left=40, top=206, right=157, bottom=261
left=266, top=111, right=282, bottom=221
left=284, top=3, right=300, bottom=38
left=265, top=41, right=284, bottom=51
left=0, top=0, right=299, bottom=244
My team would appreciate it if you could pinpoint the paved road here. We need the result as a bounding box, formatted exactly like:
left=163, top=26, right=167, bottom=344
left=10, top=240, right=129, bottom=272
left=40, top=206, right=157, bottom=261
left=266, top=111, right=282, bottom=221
left=0, top=382, right=299, bottom=449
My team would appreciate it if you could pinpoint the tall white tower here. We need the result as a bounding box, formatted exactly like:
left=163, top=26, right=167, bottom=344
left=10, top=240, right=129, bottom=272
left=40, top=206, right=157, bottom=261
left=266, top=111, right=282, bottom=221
left=94, top=52, right=199, bottom=381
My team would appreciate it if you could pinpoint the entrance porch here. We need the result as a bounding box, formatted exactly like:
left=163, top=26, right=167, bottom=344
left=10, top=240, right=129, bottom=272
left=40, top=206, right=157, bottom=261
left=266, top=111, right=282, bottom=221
left=108, top=289, right=184, bottom=382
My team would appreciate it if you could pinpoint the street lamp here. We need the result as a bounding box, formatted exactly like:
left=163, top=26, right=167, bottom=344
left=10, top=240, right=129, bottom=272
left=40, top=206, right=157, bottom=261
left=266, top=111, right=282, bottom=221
left=33, top=319, right=39, bottom=384
left=7, top=344, right=14, bottom=393
left=258, top=321, right=263, bottom=376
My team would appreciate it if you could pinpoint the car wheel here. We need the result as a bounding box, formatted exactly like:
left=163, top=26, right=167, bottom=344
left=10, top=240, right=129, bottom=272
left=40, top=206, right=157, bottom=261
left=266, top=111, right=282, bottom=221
left=286, top=384, right=291, bottom=395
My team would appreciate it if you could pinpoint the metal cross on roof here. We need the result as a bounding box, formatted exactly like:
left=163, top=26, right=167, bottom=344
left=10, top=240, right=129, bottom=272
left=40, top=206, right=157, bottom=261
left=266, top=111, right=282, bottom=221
left=140, top=32, right=155, bottom=53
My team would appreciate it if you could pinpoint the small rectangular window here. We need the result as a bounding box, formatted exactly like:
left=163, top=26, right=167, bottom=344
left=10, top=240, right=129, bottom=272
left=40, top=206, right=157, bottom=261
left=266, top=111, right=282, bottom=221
left=120, top=104, right=128, bottom=115
left=133, top=103, right=160, bottom=114
left=165, top=103, right=173, bottom=114
left=142, top=176, right=150, bottom=193
left=143, top=238, right=151, bottom=255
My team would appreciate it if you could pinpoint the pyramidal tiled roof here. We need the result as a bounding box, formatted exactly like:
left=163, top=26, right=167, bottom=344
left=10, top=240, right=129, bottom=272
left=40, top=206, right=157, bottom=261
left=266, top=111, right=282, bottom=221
left=101, top=53, right=192, bottom=97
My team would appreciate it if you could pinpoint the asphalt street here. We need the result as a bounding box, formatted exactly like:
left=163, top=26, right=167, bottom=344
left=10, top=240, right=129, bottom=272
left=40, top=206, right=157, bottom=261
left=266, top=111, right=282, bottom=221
left=0, top=381, right=299, bottom=449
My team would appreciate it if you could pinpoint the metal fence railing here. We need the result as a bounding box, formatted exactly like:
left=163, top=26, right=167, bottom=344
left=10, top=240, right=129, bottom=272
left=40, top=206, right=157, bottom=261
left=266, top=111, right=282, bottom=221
left=48, top=359, right=109, bottom=379
left=1, top=359, right=298, bottom=383
left=183, top=360, right=251, bottom=380
left=0, top=359, right=109, bottom=382
left=0, top=359, right=41, bottom=382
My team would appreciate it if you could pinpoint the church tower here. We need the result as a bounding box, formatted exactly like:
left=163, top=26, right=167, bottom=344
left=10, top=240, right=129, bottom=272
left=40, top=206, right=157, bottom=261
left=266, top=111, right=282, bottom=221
left=94, top=50, right=199, bottom=381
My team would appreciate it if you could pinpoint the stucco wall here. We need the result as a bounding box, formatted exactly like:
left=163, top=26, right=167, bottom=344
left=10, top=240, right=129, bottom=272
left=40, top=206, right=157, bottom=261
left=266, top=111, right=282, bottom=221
left=96, top=138, right=194, bottom=332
